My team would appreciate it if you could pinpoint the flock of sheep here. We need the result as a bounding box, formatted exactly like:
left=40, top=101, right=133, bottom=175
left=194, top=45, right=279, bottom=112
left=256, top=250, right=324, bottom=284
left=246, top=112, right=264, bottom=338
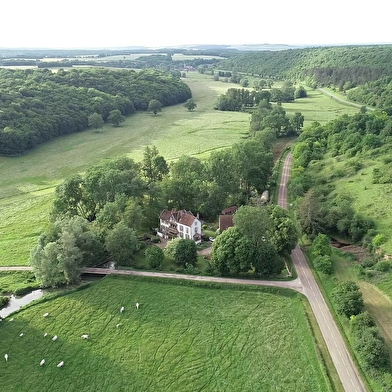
left=2, top=302, right=140, bottom=368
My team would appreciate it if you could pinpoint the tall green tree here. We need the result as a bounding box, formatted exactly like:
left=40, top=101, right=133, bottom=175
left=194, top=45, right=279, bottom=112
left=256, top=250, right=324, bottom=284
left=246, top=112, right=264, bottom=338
left=88, top=112, right=104, bottom=131
left=184, top=98, right=197, bottom=111
left=105, top=223, right=140, bottom=266
left=141, top=145, right=169, bottom=184
left=332, top=281, right=364, bottom=318
left=147, top=99, right=162, bottom=115
left=268, top=205, right=298, bottom=256
left=210, top=226, right=253, bottom=275
left=174, top=239, right=197, bottom=267
left=107, top=109, right=125, bottom=126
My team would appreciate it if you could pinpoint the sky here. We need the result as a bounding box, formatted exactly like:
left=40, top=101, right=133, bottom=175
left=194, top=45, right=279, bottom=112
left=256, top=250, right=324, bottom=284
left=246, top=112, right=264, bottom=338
left=1, top=0, right=391, bottom=49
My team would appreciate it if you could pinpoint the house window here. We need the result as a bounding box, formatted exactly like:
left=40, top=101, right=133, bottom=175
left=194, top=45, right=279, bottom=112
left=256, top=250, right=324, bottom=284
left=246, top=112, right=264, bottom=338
left=179, top=225, right=183, bottom=232
left=186, top=227, right=189, bottom=234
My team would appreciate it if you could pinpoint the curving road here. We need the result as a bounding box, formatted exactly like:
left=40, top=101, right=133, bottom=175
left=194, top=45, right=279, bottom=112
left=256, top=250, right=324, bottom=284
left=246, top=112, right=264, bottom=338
left=280, top=153, right=367, bottom=392
left=318, top=88, right=374, bottom=111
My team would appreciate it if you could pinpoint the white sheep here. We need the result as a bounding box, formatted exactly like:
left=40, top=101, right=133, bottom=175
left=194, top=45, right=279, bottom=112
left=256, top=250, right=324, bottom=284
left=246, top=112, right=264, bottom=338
left=136, top=302, right=140, bottom=309
left=116, top=323, right=121, bottom=328
left=9, top=318, right=14, bottom=322
left=52, top=335, right=58, bottom=341
left=120, top=306, right=125, bottom=313
left=81, top=334, right=89, bottom=339
left=19, top=333, right=24, bottom=337
left=43, top=312, right=49, bottom=318
left=44, top=333, right=48, bottom=337
left=57, top=361, right=64, bottom=368
left=40, top=359, right=45, bottom=366
left=4, top=354, right=8, bottom=362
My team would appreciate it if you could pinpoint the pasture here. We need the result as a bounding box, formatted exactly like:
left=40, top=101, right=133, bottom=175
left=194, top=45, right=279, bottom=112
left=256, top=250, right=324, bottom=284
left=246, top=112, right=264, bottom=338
left=0, top=275, right=332, bottom=392
left=0, top=73, right=363, bottom=267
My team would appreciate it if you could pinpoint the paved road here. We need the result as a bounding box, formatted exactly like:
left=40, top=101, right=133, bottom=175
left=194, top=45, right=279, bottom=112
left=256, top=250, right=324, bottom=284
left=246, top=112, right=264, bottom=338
left=280, top=153, right=367, bottom=392
left=318, top=88, right=374, bottom=111
left=0, top=266, right=303, bottom=292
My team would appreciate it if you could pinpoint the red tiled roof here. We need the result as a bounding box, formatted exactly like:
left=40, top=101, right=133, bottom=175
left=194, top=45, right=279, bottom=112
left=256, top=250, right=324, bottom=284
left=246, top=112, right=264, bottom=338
left=160, top=209, right=197, bottom=227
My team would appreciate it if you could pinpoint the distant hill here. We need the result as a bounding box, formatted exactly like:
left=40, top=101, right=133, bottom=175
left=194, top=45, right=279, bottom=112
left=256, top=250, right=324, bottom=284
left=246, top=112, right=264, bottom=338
left=215, top=45, right=392, bottom=88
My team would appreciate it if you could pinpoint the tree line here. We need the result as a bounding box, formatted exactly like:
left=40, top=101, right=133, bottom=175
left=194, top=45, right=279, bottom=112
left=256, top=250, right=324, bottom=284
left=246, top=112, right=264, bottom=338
left=0, top=68, right=191, bottom=155
left=216, top=45, right=392, bottom=88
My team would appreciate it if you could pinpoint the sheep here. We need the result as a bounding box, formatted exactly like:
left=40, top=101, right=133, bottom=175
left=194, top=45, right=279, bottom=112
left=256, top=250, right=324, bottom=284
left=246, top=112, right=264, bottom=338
left=43, top=312, right=49, bottom=318
left=120, top=306, right=125, bottom=313
left=19, top=333, right=24, bottom=337
left=136, top=302, right=140, bottom=310
left=57, top=361, right=64, bottom=368
left=52, top=335, right=58, bottom=341
left=4, top=354, right=8, bottom=362
left=116, top=323, right=121, bottom=328
left=44, top=333, right=48, bottom=337
left=40, top=359, right=45, bottom=366
left=9, top=318, right=14, bottom=322
left=81, top=334, right=89, bottom=339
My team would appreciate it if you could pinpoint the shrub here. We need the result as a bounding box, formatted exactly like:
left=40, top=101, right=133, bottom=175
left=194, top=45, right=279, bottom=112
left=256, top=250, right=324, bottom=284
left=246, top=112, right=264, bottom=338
left=145, top=246, right=164, bottom=269
left=375, top=260, right=391, bottom=273
left=331, top=281, right=364, bottom=318
left=0, top=296, right=10, bottom=308
left=314, top=255, right=333, bottom=274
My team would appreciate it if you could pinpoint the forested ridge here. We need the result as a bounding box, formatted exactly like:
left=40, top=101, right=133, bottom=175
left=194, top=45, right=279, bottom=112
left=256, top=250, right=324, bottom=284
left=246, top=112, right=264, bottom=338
left=0, top=68, right=191, bottom=155
left=216, top=45, right=392, bottom=88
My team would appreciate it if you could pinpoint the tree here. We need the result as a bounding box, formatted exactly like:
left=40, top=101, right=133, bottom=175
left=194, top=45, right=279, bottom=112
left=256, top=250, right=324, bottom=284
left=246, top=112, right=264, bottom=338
left=233, top=205, right=270, bottom=248
left=210, top=227, right=253, bottom=275
left=148, top=99, right=162, bottom=115
left=310, top=233, right=331, bottom=257
left=331, top=281, right=364, bottom=318
left=294, top=86, right=307, bottom=98
left=164, top=238, right=182, bottom=260
left=29, top=216, right=104, bottom=287
left=88, top=112, right=104, bottom=131
left=313, top=255, right=333, bottom=274
left=145, top=246, right=164, bottom=269
left=174, top=239, right=197, bottom=267
left=107, top=109, right=125, bottom=126
left=268, top=205, right=298, bottom=256
left=252, top=242, right=281, bottom=276
left=163, top=155, right=207, bottom=213
left=291, top=112, right=304, bottom=133
left=297, top=189, right=323, bottom=238
left=141, top=145, right=169, bottom=184
left=184, top=98, right=197, bottom=111
left=105, top=223, right=140, bottom=266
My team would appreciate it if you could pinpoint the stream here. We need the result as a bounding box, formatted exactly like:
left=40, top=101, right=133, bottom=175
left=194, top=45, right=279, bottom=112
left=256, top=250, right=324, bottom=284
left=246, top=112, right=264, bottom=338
left=0, top=289, right=44, bottom=319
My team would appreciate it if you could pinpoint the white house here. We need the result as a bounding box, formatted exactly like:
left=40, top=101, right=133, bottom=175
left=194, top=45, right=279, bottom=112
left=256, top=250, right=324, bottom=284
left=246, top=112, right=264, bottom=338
left=158, top=209, right=202, bottom=244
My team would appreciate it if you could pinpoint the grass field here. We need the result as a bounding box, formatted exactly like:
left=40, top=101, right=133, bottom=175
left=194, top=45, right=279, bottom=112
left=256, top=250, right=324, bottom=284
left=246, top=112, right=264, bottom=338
left=0, top=73, right=364, bottom=267
left=0, top=275, right=332, bottom=392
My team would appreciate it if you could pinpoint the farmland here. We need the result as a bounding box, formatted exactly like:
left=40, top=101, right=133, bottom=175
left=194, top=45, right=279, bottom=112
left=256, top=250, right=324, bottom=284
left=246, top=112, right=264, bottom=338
left=0, top=275, right=332, bottom=392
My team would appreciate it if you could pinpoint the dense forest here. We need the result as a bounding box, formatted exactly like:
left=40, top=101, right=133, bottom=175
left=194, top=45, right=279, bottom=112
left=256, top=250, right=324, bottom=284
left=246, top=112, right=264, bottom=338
left=0, top=68, right=191, bottom=155
left=216, top=45, right=392, bottom=89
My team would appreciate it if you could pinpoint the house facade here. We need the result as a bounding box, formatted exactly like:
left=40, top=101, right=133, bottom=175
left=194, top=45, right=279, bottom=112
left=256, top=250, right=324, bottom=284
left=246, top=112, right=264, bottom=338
left=158, top=209, right=202, bottom=244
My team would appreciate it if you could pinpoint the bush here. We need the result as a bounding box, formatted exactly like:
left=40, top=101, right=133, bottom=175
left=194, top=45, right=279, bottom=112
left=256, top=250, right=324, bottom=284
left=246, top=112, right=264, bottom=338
left=314, top=255, right=333, bottom=274
left=0, top=296, right=10, bottom=308
left=145, top=246, right=164, bottom=269
left=375, top=260, right=391, bottom=272
left=331, top=281, right=364, bottom=318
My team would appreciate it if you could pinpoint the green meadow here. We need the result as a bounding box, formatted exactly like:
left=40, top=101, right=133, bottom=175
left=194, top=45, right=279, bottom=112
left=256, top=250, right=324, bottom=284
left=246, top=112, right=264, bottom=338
left=0, top=73, right=362, bottom=267
left=0, top=275, right=332, bottom=392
